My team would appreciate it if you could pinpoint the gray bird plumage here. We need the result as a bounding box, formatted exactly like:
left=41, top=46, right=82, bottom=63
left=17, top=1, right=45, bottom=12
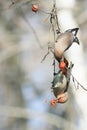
left=52, top=61, right=74, bottom=98
left=52, top=70, right=67, bottom=97
left=54, top=28, right=79, bottom=62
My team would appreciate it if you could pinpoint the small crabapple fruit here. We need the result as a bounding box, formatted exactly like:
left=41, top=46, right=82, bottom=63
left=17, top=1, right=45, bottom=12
left=32, top=5, right=39, bottom=12
left=59, top=61, right=66, bottom=70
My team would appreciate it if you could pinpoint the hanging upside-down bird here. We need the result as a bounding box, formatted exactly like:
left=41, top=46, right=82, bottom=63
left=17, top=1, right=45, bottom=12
left=50, top=60, right=74, bottom=106
left=54, top=28, right=79, bottom=62
left=51, top=70, right=69, bottom=106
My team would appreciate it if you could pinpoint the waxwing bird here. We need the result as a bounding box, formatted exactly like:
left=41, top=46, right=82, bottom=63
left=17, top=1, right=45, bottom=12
left=51, top=70, right=69, bottom=105
left=51, top=60, right=74, bottom=106
left=54, top=28, right=79, bottom=62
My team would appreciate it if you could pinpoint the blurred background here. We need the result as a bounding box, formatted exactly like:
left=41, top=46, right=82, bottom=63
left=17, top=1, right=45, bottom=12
left=0, top=0, right=87, bottom=130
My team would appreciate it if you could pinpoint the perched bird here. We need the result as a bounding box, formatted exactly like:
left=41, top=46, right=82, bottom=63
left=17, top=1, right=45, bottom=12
left=54, top=28, right=79, bottom=62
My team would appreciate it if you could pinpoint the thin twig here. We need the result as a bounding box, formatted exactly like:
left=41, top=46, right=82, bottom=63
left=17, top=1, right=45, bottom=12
left=66, top=66, right=87, bottom=91
left=53, top=0, right=60, bottom=33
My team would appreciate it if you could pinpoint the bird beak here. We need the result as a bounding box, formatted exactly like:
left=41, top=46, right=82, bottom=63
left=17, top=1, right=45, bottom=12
left=73, top=37, right=80, bottom=44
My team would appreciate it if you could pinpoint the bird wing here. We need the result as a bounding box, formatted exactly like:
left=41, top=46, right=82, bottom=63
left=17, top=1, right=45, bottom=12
left=54, top=32, right=73, bottom=59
